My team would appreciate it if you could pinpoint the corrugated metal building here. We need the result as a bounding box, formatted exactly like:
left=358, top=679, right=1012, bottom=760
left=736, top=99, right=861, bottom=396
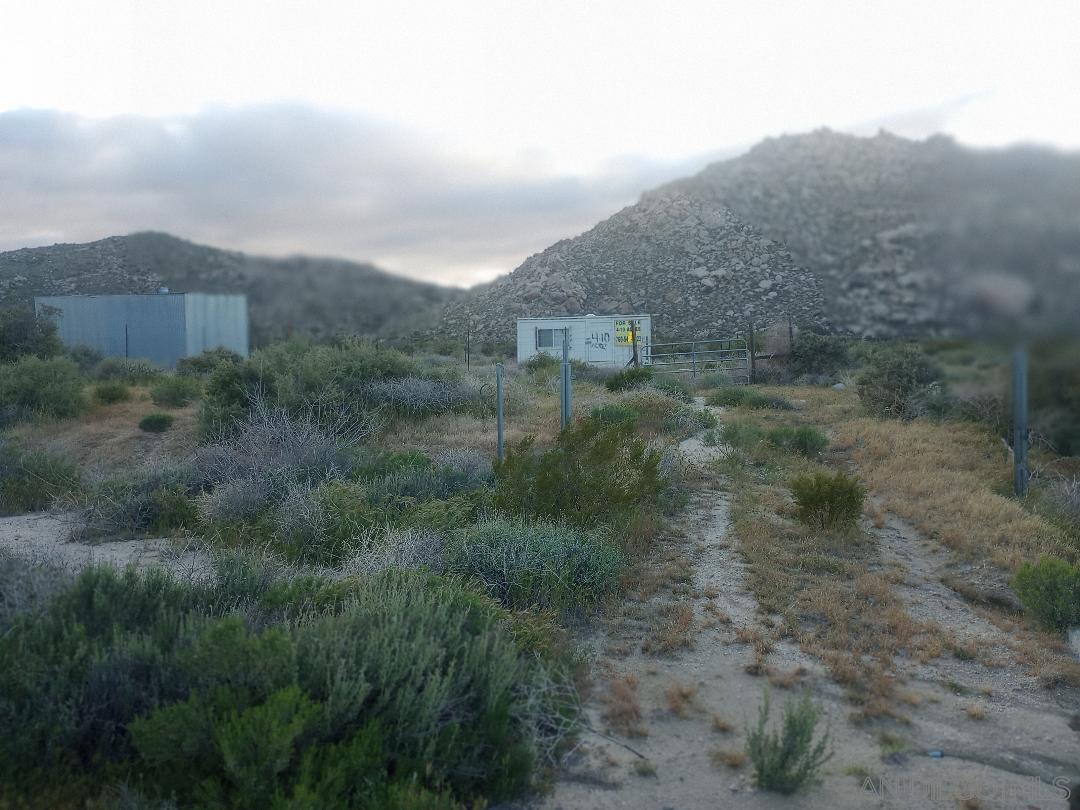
left=34, top=293, right=249, bottom=368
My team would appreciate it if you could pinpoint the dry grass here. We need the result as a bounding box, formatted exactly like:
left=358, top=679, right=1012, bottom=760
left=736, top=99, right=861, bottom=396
left=767, top=666, right=807, bottom=690
left=710, top=747, right=747, bottom=769
left=963, top=703, right=987, bottom=721
left=829, top=417, right=1073, bottom=568
left=601, top=673, right=647, bottom=738
left=663, top=681, right=698, bottom=717
left=642, top=601, right=695, bottom=655
left=9, top=392, right=199, bottom=475
left=711, top=713, right=733, bottom=733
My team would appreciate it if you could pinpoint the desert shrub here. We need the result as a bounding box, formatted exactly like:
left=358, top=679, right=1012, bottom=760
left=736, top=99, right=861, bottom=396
left=1011, top=556, right=1080, bottom=632
left=790, top=471, right=865, bottom=531
left=66, top=344, right=105, bottom=374
left=356, top=376, right=486, bottom=417
left=0, top=305, right=63, bottom=363
left=150, top=375, right=202, bottom=408
left=74, top=463, right=203, bottom=538
left=199, top=339, right=426, bottom=437
left=176, top=347, right=243, bottom=378
left=745, top=691, right=831, bottom=795
left=494, top=418, right=663, bottom=534
left=720, top=421, right=764, bottom=450
left=94, top=380, right=132, bottom=405
left=0, top=355, right=86, bottom=423
left=340, top=525, right=447, bottom=576
left=523, top=354, right=560, bottom=374
left=766, top=426, right=828, bottom=457
left=790, top=332, right=850, bottom=378
left=696, top=371, right=733, bottom=388
left=274, top=480, right=376, bottom=564
left=0, top=443, right=81, bottom=516
left=446, top=518, right=624, bottom=617
left=604, top=366, right=653, bottom=392
left=855, top=344, right=939, bottom=419
left=352, top=448, right=432, bottom=480
left=94, top=357, right=162, bottom=383
left=0, top=552, right=72, bottom=631
left=139, top=413, right=174, bottom=433
left=706, top=387, right=793, bottom=410
left=663, top=404, right=717, bottom=438
left=590, top=403, right=638, bottom=426
left=648, top=376, right=692, bottom=403
left=0, top=560, right=573, bottom=805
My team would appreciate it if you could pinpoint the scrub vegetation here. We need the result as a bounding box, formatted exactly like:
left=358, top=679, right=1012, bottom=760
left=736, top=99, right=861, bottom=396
left=2, top=318, right=1080, bottom=805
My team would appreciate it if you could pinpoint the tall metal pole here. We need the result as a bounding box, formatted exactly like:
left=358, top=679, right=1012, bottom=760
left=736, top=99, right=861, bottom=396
left=560, top=334, right=571, bottom=429
left=1012, top=347, right=1029, bottom=497
left=495, top=363, right=505, bottom=462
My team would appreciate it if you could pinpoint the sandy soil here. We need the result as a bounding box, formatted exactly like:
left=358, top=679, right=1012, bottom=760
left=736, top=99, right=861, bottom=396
left=0, top=511, right=207, bottom=576
left=519, top=407, right=1080, bottom=810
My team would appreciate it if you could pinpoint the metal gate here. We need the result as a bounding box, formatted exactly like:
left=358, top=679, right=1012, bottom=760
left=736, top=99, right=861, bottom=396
left=643, top=337, right=750, bottom=384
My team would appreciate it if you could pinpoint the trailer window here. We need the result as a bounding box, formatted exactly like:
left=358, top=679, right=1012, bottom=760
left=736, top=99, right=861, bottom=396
left=536, top=328, right=567, bottom=350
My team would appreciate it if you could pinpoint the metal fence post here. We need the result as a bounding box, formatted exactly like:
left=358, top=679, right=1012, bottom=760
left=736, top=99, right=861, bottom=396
left=495, top=363, right=505, bottom=462
left=560, top=335, right=571, bottom=429
left=691, top=341, right=697, bottom=378
left=1012, top=347, right=1029, bottom=497
left=747, top=321, right=756, bottom=383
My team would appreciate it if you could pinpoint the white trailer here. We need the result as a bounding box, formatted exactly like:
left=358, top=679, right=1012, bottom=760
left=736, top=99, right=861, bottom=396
left=516, top=314, right=652, bottom=367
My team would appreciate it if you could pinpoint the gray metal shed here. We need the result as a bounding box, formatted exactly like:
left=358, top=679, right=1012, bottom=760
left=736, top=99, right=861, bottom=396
left=34, top=293, right=249, bottom=368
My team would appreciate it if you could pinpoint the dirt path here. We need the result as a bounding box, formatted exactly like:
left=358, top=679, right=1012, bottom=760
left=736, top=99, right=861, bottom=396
left=0, top=512, right=208, bottom=576
left=526, top=408, right=1079, bottom=810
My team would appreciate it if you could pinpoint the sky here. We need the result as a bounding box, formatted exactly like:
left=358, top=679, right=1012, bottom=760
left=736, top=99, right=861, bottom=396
left=2, top=0, right=1078, bottom=286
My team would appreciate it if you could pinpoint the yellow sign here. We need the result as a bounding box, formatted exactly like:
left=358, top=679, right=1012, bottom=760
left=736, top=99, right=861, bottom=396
left=614, top=320, right=636, bottom=346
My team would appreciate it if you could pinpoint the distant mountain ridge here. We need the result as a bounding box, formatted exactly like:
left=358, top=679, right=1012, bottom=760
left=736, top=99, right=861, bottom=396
left=445, top=130, right=1080, bottom=340
left=0, top=232, right=461, bottom=345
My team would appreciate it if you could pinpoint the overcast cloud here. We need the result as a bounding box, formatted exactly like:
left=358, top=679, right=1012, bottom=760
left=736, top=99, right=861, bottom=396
left=0, top=105, right=725, bottom=286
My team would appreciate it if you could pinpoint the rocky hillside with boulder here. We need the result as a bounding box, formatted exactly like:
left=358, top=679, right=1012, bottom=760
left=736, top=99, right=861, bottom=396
left=0, top=232, right=460, bottom=345
left=442, top=195, right=826, bottom=342
left=657, top=129, right=1080, bottom=337
left=447, top=129, right=1080, bottom=341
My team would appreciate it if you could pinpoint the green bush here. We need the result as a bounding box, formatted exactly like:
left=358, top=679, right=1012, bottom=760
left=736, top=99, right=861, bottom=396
left=199, top=340, right=433, bottom=438
left=75, top=464, right=202, bottom=538
left=150, top=375, right=202, bottom=408
left=446, top=518, right=624, bottom=617
left=707, top=387, right=793, bottom=410
left=0, top=559, right=572, bottom=805
left=790, top=471, right=865, bottom=531
left=720, top=421, right=765, bottom=449
left=766, top=426, right=828, bottom=457
left=0, top=356, right=86, bottom=423
left=855, top=344, right=939, bottom=419
left=0, top=444, right=81, bottom=516
left=746, top=691, right=832, bottom=794
left=94, top=381, right=132, bottom=405
left=648, top=375, right=692, bottom=403
left=66, top=344, right=105, bottom=374
left=1011, top=556, right=1080, bottom=632
left=523, top=354, right=561, bottom=374
left=94, top=357, right=163, bottom=383
left=176, top=347, right=243, bottom=378
left=494, top=418, right=663, bottom=533
left=790, top=332, right=850, bottom=378
left=604, top=366, right=653, bottom=392
left=589, top=403, right=639, bottom=426
left=139, top=413, right=175, bottom=433
left=0, top=306, right=63, bottom=363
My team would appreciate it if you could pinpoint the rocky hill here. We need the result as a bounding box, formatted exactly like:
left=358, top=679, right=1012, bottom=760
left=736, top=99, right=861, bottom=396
left=0, top=232, right=460, bottom=345
left=442, top=196, right=826, bottom=342
left=447, top=130, right=1080, bottom=340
